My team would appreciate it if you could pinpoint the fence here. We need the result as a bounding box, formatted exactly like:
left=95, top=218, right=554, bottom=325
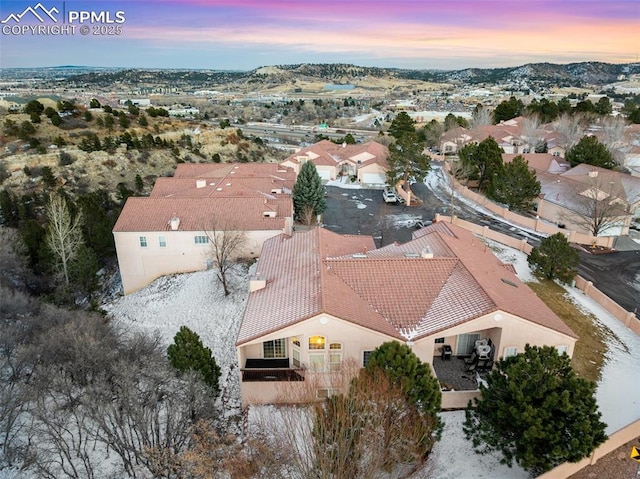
left=536, top=419, right=640, bottom=478
left=448, top=168, right=615, bottom=249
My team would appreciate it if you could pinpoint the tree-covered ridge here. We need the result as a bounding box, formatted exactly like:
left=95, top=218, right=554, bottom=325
left=26, top=60, right=640, bottom=89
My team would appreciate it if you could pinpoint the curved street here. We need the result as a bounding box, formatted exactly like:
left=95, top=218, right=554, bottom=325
left=322, top=164, right=640, bottom=318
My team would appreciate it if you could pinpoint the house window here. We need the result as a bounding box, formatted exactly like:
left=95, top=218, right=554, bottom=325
left=139, top=236, right=148, bottom=248
left=263, top=339, right=286, bottom=359
left=292, top=337, right=301, bottom=367
left=158, top=236, right=167, bottom=248
left=309, top=353, right=326, bottom=372
left=434, top=337, right=445, bottom=344
left=503, top=347, right=518, bottom=358
left=309, top=335, right=326, bottom=350
left=556, top=345, right=568, bottom=356
left=362, top=350, right=374, bottom=367
left=329, top=343, right=342, bottom=371
left=194, top=235, right=209, bottom=244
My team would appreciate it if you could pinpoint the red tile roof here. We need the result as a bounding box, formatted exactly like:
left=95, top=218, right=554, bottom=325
left=236, top=223, right=576, bottom=345
left=284, top=140, right=390, bottom=169
left=113, top=163, right=295, bottom=233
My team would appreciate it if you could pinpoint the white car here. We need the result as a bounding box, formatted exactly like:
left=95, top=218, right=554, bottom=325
left=383, top=188, right=398, bottom=203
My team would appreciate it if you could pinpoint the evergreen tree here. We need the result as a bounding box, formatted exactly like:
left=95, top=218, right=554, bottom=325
left=366, top=341, right=442, bottom=423
left=487, top=155, right=541, bottom=211
left=594, top=97, right=612, bottom=115
left=493, top=96, right=524, bottom=123
left=460, top=137, right=504, bottom=190
left=292, top=161, right=326, bottom=225
left=565, top=136, right=615, bottom=169
left=386, top=132, right=431, bottom=186
left=464, top=345, right=607, bottom=475
left=167, top=326, right=221, bottom=394
left=527, top=232, right=580, bottom=283
left=388, top=111, right=416, bottom=140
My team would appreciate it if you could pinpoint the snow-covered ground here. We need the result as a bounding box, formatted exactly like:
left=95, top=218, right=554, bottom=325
left=99, top=240, right=640, bottom=478
left=98, top=167, right=640, bottom=477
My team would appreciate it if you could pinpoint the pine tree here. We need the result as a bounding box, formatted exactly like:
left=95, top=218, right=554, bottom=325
left=366, top=341, right=442, bottom=422
left=565, top=135, right=615, bottom=169
left=167, top=326, right=221, bottom=394
left=488, top=155, right=541, bottom=211
left=528, top=233, right=579, bottom=283
left=388, top=111, right=416, bottom=140
left=464, top=345, right=607, bottom=475
left=292, top=161, right=326, bottom=226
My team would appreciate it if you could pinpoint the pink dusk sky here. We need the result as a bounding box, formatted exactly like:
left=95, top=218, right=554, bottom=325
left=0, top=0, right=638, bottom=69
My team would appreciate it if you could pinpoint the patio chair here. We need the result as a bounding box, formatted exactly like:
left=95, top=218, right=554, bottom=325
left=464, top=351, right=478, bottom=365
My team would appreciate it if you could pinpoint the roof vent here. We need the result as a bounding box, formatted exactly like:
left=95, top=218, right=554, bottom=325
left=169, top=216, right=180, bottom=231
left=404, top=252, right=420, bottom=258
left=196, top=178, right=207, bottom=188
left=421, top=247, right=433, bottom=259
left=249, top=275, right=266, bottom=292
left=588, top=170, right=598, bottom=178
left=352, top=253, right=368, bottom=259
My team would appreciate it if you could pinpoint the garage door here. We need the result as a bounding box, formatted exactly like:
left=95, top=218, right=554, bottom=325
left=317, top=169, right=331, bottom=181
left=361, top=172, right=386, bottom=185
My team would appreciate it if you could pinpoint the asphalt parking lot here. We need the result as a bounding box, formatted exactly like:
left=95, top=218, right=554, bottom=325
left=322, top=181, right=639, bottom=317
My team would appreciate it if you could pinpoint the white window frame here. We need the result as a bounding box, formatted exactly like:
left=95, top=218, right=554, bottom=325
left=503, top=346, right=518, bottom=359
left=308, top=353, right=326, bottom=372
left=139, top=236, right=148, bottom=248
left=158, top=236, right=167, bottom=248
left=329, top=343, right=342, bottom=371
left=194, top=235, right=209, bottom=245
left=263, top=339, right=286, bottom=359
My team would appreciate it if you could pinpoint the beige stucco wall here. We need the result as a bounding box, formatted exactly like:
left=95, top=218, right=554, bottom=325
left=114, top=229, right=283, bottom=294
left=357, top=162, right=388, bottom=182
left=238, top=309, right=576, bottom=407
left=536, top=199, right=630, bottom=236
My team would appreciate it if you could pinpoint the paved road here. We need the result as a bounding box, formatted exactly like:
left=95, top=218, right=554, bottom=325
left=323, top=167, right=640, bottom=318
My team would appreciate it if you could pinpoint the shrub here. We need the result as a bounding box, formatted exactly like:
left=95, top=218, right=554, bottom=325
left=167, top=326, right=221, bottom=394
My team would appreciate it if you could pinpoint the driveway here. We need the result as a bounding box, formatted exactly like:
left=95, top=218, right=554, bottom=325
left=322, top=165, right=640, bottom=318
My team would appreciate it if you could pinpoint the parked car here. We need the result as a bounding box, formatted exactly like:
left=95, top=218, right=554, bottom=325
left=383, top=187, right=398, bottom=203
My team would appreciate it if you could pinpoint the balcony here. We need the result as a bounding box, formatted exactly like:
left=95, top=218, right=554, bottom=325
left=241, top=358, right=305, bottom=382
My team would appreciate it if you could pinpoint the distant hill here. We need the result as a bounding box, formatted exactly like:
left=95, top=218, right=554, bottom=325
left=4, top=61, right=639, bottom=89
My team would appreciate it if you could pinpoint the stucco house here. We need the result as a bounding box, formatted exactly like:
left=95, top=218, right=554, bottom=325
left=533, top=164, right=640, bottom=236
left=113, top=163, right=296, bottom=294
left=440, top=117, right=568, bottom=157
left=281, top=139, right=390, bottom=185
left=236, top=222, right=577, bottom=408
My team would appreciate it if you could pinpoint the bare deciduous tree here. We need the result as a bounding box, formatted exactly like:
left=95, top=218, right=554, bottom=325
left=250, top=359, right=438, bottom=478
left=561, top=176, right=629, bottom=237
left=204, top=222, right=247, bottom=296
left=600, top=116, right=626, bottom=166
left=470, top=104, right=493, bottom=128
left=554, top=113, right=585, bottom=149
left=520, top=115, right=544, bottom=152
left=46, top=194, right=84, bottom=287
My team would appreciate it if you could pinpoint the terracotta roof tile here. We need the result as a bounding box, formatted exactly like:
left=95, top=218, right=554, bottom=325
left=113, top=196, right=291, bottom=232
left=237, top=222, right=576, bottom=345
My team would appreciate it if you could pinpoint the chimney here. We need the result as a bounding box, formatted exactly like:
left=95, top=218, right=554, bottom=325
left=169, top=216, right=180, bottom=231
left=196, top=178, right=207, bottom=188
left=421, top=247, right=433, bottom=259
left=249, top=275, right=266, bottom=292
left=588, top=170, right=598, bottom=178
left=342, top=142, right=346, bottom=148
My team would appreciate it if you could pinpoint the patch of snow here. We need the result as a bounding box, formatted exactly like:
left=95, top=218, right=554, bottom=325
left=561, top=286, right=640, bottom=434
left=326, top=178, right=362, bottom=189
left=356, top=202, right=367, bottom=209
left=481, top=239, right=536, bottom=283
left=386, top=213, right=424, bottom=229
left=414, top=411, right=529, bottom=479
left=103, top=264, right=251, bottom=424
